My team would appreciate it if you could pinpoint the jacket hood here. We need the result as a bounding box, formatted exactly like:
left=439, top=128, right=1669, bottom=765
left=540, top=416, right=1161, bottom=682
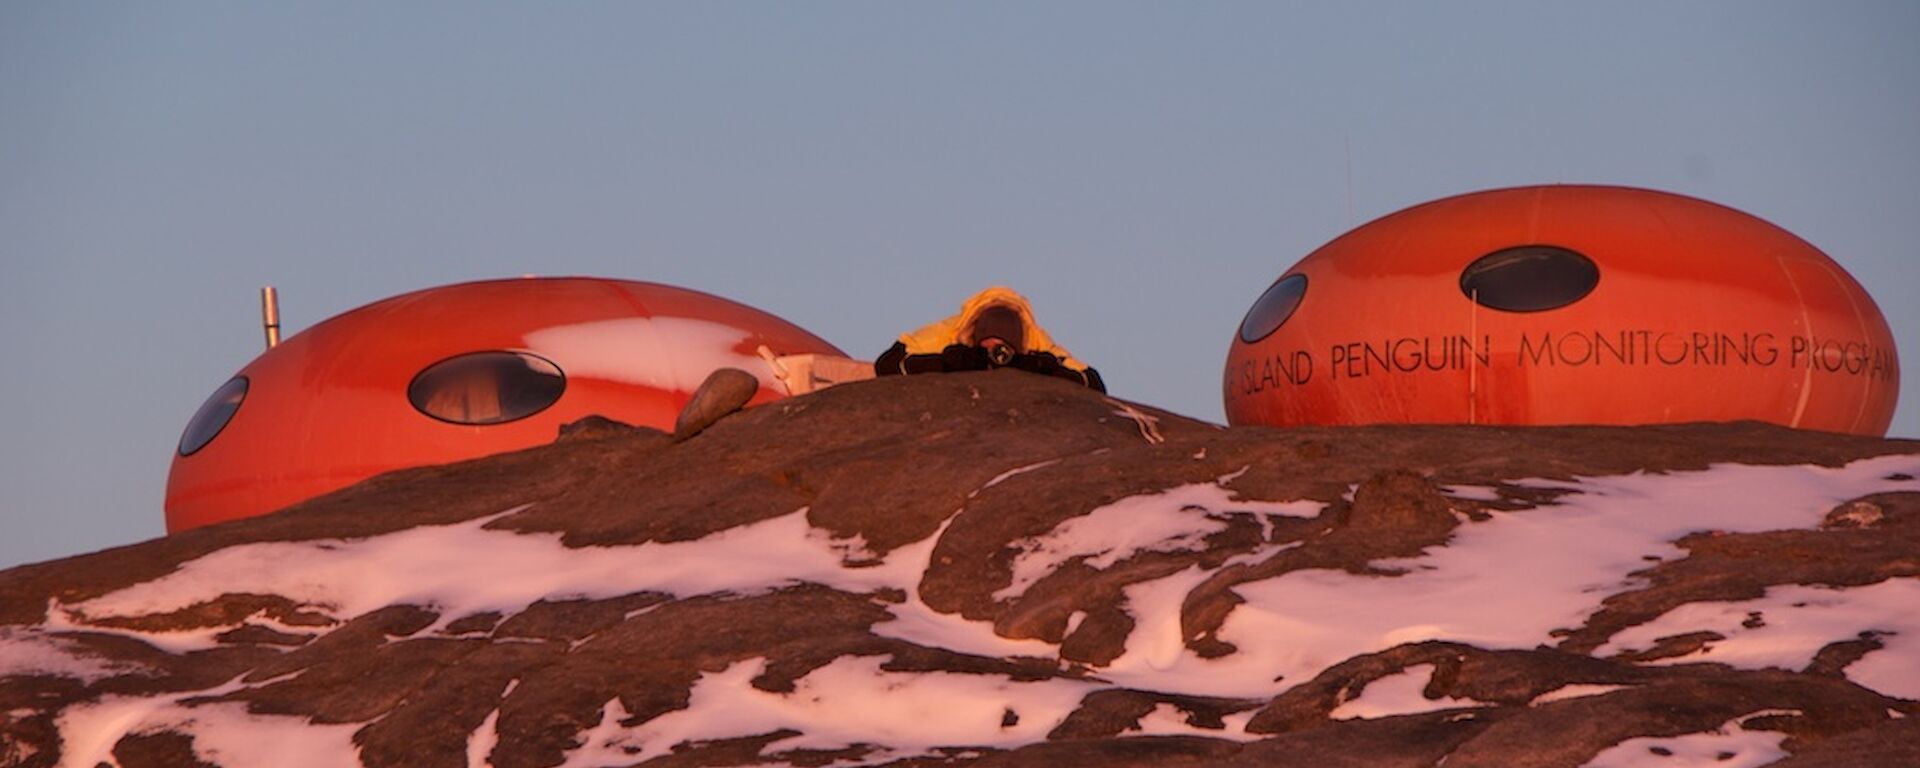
left=897, top=286, right=1088, bottom=372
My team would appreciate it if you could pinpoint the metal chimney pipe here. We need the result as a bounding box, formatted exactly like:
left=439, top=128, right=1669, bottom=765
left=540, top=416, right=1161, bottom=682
left=261, top=286, right=281, bottom=349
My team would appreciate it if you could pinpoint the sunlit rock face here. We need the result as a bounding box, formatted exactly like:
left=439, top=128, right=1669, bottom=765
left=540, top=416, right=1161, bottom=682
left=1225, top=185, right=1900, bottom=436
left=8, top=372, right=1920, bottom=767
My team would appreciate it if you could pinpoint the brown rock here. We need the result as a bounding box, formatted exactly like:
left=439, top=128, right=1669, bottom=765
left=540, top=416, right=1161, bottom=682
left=554, top=414, right=647, bottom=443
left=3, top=373, right=1917, bottom=768
left=111, top=731, right=216, bottom=768
left=673, top=367, right=762, bottom=441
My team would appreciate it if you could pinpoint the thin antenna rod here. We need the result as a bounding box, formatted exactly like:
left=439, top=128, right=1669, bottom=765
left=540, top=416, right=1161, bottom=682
left=261, top=286, right=282, bottom=350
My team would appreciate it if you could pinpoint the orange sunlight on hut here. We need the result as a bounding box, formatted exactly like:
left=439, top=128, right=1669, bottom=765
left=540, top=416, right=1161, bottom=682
left=166, top=277, right=843, bottom=533
left=1225, top=185, right=1899, bottom=435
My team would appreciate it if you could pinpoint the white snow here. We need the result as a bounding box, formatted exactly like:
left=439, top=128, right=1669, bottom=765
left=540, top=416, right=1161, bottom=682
left=147, top=702, right=362, bottom=768
left=1580, top=710, right=1795, bottom=768
left=1126, top=702, right=1261, bottom=741
left=39, top=599, right=307, bottom=656
left=1530, top=684, right=1633, bottom=706
left=71, top=507, right=917, bottom=648
left=873, top=594, right=1063, bottom=661
left=554, top=697, right=641, bottom=768
left=1062, top=611, right=1088, bottom=637
left=868, top=514, right=1064, bottom=660
left=1128, top=703, right=1194, bottom=735
left=522, top=316, right=781, bottom=392
left=23, top=454, right=1920, bottom=764
left=561, top=655, right=1099, bottom=766
left=993, top=483, right=1320, bottom=601
left=810, top=528, right=879, bottom=564
left=1326, top=664, right=1491, bottom=720
left=1101, top=566, right=1223, bottom=679
left=1203, top=456, right=1920, bottom=696
left=465, top=678, right=519, bottom=768
left=1596, top=579, right=1920, bottom=699
left=980, top=459, right=1063, bottom=491
left=53, top=676, right=361, bottom=768
left=1107, top=401, right=1165, bottom=444
left=0, top=627, right=151, bottom=684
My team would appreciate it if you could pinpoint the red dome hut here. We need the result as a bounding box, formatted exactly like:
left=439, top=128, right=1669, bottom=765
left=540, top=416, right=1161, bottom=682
left=166, top=277, right=843, bottom=532
left=1224, top=186, right=1899, bottom=435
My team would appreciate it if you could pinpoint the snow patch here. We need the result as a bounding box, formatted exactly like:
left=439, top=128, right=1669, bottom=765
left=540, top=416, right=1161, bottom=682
left=1126, top=702, right=1260, bottom=741
left=71, top=507, right=919, bottom=650
left=1063, top=611, right=1088, bottom=637
left=465, top=678, right=519, bottom=768
left=40, top=603, right=241, bottom=656
left=870, top=512, right=1064, bottom=660
left=1530, top=684, right=1633, bottom=706
left=54, top=676, right=361, bottom=768
left=981, top=459, right=1062, bottom=491
left=555, top=697, right=641, bottom=768
left=562, top=656, right=1098, bottom=766
left=808, top=528, right=879, bottom=564
left=994, top=483, right=1319, bottom=601
left=0, top=627, right=152, bottom=684
left=1580, top=710, right=1794, bottom=768
left=1101, top=566, right=1222, bottom=682
left=1327, top=664, right=1491, bottom=720
left=1596, top=579, right=1920, bottom=699
left=1207, top=456, right=1920, bottom=694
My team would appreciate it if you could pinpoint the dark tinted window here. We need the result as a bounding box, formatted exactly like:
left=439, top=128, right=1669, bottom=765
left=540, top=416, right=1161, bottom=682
left=408, top=352, right=565, bottom=425
left=1460, top=245, right=1599, bottom=312
left=1238, top=274, right=1309, bottom=343
left=179, top=377, right=247, bottom=456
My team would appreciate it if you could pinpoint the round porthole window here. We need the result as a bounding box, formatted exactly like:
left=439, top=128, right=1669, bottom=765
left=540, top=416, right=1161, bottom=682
left=1459, top=245, right=1599, bottom=312
left=179, top=377, right=248, bottom=456
left=1239, top=274, right=1309, bottom=344
left=408, top=351, right=565, bottom=425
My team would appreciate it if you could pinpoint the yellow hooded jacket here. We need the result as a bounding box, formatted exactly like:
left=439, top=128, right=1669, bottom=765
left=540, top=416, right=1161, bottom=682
left=896, top=286, right=1093, bottom=373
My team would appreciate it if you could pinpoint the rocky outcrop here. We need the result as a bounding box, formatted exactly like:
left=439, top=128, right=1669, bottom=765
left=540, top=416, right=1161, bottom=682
left=2, top=371, right=1917, bottom=767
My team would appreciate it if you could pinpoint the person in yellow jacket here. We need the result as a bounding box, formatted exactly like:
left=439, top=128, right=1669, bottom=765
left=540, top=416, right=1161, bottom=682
left=875, top=286, right=1106, bottom=392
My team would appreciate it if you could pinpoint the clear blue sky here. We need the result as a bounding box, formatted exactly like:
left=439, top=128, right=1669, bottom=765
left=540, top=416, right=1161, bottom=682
left=3, top=2, right=1916, bottom=569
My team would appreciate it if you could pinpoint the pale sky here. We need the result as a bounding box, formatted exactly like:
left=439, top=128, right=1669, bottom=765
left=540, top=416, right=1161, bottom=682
left=3, top=1, right=1916, bottom=568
